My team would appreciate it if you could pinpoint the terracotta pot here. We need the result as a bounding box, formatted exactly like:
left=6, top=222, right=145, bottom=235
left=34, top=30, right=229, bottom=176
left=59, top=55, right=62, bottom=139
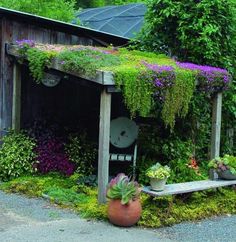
left=107, top=199, right=142, bottom=227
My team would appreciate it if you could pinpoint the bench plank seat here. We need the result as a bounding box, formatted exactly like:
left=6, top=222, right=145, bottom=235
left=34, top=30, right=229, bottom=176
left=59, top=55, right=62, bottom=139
left=142, top=179, right=236, bottom=197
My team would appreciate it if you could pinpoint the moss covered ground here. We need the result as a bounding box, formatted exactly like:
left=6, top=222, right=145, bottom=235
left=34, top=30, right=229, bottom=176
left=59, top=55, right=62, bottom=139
left=0, top=174, right=235, bottom=228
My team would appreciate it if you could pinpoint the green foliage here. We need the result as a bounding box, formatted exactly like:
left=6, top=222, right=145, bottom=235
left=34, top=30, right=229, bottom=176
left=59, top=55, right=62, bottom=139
left=0, top=132, right=37, bottom=181
left=58, top=49, right=121, bottom=78
left=65, top=134, right=97, bottom=176
left=136, top=156, right=156, bottom=185
left=106, top=174, right=140, bottom=205
left=146, top=162, right=170, bottom=179
left=168, top=158, right=207, bottom=184
left=26, top=48, right=55, bottom=84
left=208, top=155, right=236, bottom=174
left=140, top=0, right=236, bottom=67
left=139, top=189, right=236, bottom=227
left=162, top=70, right=195, bottom=128
left=0, top=0, right=76, bottom=22
left=114, top=66, right=154, bottom=117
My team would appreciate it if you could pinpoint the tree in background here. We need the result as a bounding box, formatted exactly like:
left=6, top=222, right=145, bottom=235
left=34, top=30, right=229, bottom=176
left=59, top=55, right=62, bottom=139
left=0, top=0, right=76, bottom=22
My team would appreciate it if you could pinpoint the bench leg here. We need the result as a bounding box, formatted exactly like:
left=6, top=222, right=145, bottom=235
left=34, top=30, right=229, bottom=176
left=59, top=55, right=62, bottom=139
left=166, top=195, right=175, bottom=216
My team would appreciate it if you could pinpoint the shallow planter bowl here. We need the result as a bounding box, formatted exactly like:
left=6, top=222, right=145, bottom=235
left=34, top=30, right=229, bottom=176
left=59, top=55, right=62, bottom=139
left=217, top=170, right=236, bottom=180
left=150, top=177, right=167, bottom=191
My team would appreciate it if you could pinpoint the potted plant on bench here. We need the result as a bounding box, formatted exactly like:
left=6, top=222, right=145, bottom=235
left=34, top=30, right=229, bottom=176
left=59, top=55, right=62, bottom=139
left=146, top=163, right=171, bottom=191
left=208, top=155, right=236, bottom=180
left=106, top=173, right=142, bottom=227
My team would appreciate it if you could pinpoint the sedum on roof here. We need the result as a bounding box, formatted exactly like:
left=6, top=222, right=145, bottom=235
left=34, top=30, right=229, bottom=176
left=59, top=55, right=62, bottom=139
left=11, top=40, right=231, bottom=127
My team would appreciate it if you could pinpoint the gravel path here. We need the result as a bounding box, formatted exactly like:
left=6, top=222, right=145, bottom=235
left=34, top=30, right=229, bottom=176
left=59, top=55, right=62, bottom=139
left=0, top=190, right=235, bottom=242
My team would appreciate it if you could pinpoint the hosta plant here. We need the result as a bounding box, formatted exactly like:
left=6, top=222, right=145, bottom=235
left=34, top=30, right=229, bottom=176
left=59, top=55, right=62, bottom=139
left=146, top=162, right=171, bottom=180
left=106, top=173, right=140, bottom=205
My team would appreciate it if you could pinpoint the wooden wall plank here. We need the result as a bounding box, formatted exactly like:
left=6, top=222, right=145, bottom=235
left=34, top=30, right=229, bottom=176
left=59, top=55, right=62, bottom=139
left=210, top=93, right=223, bottom=159
left=12, top=63, right=21, bottom=131
left=98, top=89, right=111, bottom=204
left=0, top=18, right=13, bottom=136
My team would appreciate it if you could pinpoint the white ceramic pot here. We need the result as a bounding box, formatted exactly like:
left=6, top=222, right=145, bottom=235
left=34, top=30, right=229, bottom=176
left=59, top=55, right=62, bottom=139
left=150, top=177, right=167, bottom=191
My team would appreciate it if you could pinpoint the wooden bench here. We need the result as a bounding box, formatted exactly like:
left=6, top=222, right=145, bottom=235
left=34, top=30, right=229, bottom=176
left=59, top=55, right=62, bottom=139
left=142, top=179, right=236, bottom=197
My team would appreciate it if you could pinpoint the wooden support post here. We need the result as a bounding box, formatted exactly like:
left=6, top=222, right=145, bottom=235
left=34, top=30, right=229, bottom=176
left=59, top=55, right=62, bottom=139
left=210, top=93, right=222, bottom=159
left=12, top=63, right=21, bottom=132
left=98, top=88, right=111, bottom=204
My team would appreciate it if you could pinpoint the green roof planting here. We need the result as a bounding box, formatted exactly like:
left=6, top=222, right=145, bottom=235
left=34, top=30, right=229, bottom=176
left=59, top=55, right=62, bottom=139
left=13, top=40, right=231, bottom=128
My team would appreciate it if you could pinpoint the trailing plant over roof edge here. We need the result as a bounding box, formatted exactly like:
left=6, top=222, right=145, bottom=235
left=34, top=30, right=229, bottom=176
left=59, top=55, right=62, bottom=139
left=14, top=40, right=231, bottom=129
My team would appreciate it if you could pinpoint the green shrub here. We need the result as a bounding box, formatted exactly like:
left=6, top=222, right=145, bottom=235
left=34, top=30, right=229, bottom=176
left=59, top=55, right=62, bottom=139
left=168, top=158, right=208, bottom=183
left=65, top=134, right=97, bottom=176
left=0, top=132, right=37, bottom=181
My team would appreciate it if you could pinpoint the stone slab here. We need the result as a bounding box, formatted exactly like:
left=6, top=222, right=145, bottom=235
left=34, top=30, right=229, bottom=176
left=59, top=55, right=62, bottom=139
left=142, top=179, right=236, bottom=197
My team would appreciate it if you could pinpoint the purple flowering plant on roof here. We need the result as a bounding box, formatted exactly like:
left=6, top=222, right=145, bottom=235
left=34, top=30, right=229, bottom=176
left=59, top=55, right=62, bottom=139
left=176, top=62, right=231, bottom=93
left=16, top=39, right=35, bottom=57
left=141, top=61, right=176, bottom=101
left=16, top=39, right=35, bottom=48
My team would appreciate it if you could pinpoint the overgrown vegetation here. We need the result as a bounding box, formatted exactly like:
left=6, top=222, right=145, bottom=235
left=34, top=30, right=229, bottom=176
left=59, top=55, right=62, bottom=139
left=0, top=174, right=236, bottom=227
left=14, top=42, right=230, bottom=129
left=0, top=0, right=76, bottom=22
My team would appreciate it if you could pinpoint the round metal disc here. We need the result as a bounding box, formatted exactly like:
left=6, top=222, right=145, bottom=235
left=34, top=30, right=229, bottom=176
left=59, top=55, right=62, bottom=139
left=110, top=117, right=138, bottom=148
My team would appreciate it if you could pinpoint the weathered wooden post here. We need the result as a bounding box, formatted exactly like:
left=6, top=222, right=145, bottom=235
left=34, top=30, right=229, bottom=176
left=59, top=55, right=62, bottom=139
left=210, top=93, right=222, bottom=159
left=98, top=88, right=111, bottom=204
left=12, top=63, right=21, bottom=132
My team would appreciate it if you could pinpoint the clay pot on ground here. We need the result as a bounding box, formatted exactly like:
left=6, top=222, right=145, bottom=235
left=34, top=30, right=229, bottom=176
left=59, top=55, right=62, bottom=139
left=107, top=199, right=142, bottom=227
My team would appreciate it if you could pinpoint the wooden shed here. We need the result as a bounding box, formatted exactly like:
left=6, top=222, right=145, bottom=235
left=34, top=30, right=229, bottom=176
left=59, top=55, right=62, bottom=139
left=0, top=7, right=129, bottom=135
left=0, top=7, right=131, bottom=203
left=0, top=7, right=224, bottom=204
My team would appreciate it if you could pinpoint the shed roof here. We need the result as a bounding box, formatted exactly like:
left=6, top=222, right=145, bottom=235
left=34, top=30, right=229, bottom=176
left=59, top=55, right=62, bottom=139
left=76, top=3, right=147, bottom=39
left=0, top=7, right=129, bottom=46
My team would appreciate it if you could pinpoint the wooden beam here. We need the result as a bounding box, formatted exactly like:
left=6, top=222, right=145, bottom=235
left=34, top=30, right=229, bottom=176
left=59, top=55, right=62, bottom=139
left=6, top=45, right=116, bottom=86
left=210, top=93, right=222, bottom=159
left=12, top=63, right=21, bottom=131
left=98, top=88, right=111, bottom=204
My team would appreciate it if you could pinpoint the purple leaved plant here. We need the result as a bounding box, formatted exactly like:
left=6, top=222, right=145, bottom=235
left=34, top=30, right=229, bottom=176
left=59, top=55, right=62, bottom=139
left=35, top=138, right=75, bottom=176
